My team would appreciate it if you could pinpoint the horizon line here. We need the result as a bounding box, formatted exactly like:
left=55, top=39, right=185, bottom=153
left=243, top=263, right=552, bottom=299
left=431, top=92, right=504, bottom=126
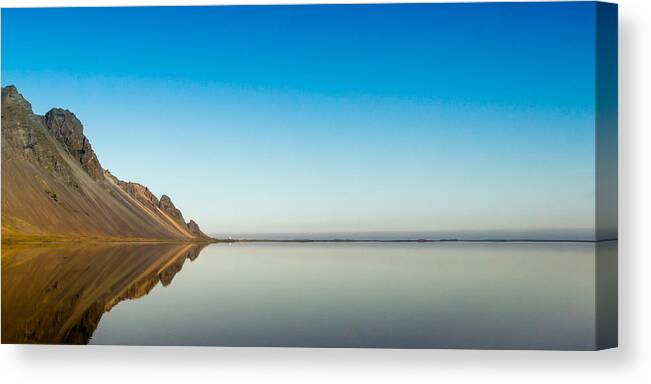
left=217, top=238, right=617, bottom=244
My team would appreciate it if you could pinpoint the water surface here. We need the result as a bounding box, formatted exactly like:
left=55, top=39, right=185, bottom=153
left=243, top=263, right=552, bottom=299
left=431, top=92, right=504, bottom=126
left=2, top=241, right=612, bottom=349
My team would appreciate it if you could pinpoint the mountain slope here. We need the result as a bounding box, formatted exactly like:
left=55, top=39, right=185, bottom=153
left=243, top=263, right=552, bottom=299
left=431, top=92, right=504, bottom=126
left=1, top=86, right=211, bottom=242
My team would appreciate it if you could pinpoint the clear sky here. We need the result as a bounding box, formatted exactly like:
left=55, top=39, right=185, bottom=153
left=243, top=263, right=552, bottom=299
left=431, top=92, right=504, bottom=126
left=2, top=3, right=598, bottom=237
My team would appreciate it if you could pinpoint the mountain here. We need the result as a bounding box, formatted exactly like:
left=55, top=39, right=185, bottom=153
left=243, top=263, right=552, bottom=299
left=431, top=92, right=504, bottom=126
left=1, top=85, right=212, bottom=242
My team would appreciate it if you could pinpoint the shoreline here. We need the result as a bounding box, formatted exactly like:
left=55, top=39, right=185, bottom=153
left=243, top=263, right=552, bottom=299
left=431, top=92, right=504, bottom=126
left=1, top=235, right=218, bottom=246
left=2, top=236, right=617, bottom=246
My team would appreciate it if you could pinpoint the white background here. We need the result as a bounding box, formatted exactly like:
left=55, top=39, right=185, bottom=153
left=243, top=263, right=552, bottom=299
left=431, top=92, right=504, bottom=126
left=0, top=0, right=649, bottom=383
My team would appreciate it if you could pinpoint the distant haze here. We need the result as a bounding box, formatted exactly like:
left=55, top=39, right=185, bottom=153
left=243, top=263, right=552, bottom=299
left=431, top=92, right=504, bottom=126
left=214, top=230, right=597, bottom=242
left=1, top=4, right=600, bottom=238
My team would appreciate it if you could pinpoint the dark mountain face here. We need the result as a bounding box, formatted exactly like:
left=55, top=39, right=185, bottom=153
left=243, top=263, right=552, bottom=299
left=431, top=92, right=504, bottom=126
left=1, top=85, right=212, bottom=242
left=1, top=85, right=79, bottom=187
left=187, top=219, right=208, bottom=238
left=159, top=194, right=188, bottom=227
left=43, top=108, right=104, bottom=180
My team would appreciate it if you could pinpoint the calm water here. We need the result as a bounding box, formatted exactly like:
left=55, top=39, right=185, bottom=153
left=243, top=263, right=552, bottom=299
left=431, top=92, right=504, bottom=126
left=2, top=242, right=616, bottom=349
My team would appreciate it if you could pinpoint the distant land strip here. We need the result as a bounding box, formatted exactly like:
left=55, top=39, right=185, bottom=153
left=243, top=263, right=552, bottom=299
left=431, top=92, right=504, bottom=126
left=217, top=238, right=618, bottom=244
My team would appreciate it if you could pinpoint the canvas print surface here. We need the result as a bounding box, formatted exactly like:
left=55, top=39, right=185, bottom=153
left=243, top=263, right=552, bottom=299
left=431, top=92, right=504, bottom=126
left=0, top=2, right=617, bottom=350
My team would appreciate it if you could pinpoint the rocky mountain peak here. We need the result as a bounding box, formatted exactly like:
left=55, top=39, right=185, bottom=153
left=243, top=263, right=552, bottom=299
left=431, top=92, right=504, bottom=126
left=158, top=194, right=187, bottom=225
left=187, top=220, right=208, bottom=238
left=43, top=108, right=104, bottom=180
left=3, top=84, right=18, bottom=94
left=1, top=85, right=33, bottom=114
left=2, top=86, right=79, bottom=187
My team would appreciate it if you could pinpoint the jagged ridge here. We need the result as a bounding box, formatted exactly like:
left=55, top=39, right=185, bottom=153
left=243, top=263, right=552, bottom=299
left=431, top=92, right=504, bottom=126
left=1, top=85, right=211, bottom=242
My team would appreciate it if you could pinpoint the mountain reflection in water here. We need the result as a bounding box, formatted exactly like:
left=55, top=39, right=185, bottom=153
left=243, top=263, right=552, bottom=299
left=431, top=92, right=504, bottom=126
left=1, top=243, right=207, bottom=344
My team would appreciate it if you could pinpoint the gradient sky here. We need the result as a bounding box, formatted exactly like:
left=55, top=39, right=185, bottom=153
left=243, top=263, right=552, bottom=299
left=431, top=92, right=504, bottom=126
left=1, top=3, right=598, bottom=236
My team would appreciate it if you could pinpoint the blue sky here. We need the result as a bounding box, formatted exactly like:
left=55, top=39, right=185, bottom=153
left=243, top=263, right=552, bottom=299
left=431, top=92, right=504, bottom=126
left=2, top=3, right=598, bottom=236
